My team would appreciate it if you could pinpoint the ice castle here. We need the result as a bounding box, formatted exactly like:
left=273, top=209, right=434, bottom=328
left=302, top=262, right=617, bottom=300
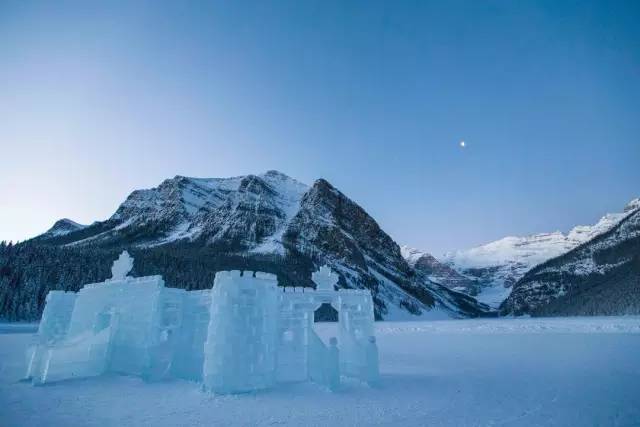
left=25, top=251, right=379, bottom=393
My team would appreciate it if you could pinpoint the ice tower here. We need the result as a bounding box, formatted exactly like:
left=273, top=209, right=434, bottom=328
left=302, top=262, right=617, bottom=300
left=203, top=271, right=279, bottom=393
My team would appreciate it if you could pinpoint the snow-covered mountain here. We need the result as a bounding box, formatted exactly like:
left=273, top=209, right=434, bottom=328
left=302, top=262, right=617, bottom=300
left=502, top=202, right=640, bottom=316
left=441, top=198, right=640, bottom=307
left=39, top=218, right=87, bottom=238
left=53, top=170, right=308, bottom=251
left=400, top=246, right=480, bottom=295
left=10, top=171, right=490, bottom=321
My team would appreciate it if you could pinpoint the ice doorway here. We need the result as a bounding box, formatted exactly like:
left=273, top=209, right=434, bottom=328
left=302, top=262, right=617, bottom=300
left=314, top=303, right=338, bottom=322
left=313, top=303, right=339, bottom=346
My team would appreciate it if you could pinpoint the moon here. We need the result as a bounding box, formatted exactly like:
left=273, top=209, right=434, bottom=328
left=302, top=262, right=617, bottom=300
left=459, top=140, right=466, bottom=148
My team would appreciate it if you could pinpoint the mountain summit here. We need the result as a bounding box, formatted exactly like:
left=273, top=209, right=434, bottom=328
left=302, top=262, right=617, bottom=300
left=40, top=218, right=87, bottom=238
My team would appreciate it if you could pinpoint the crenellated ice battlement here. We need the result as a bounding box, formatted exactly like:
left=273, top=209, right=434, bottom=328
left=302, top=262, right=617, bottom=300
left=84, top=275, right=165, bottom=289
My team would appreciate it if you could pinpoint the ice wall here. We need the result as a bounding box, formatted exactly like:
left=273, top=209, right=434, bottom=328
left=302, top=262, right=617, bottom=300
left=27, top=271, right=189, bottom=385
left=144, top=286, right=185, bottom=381
left=32, top=326, right=113, bottom=385
left=68, top=275, right=167, bottom=376
left=171, top=290, right=212, bottom=381
left=337, top=289, right=378, bottom=384
left=35, top=291, right=77, bottom=343
left=25, top=291, right=77, bottom=381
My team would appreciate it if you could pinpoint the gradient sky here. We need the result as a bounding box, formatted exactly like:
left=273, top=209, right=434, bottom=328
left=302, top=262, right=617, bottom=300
left=1, top=1, right=639, bottom=254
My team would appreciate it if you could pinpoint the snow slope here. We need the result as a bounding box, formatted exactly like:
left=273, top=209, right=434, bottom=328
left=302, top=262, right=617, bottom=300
left=2, top=317, right=639, bottom=426
left=442, top=198, right=640, bottom=307
left=503, top=204, right=640, bottom=316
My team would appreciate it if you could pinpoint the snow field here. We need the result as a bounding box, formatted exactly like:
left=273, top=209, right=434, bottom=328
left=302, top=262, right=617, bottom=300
left=1, top=317, right=639, bottom=426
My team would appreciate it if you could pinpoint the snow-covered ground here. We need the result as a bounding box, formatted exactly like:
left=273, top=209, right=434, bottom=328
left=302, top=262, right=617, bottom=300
left=2, top=317, right=639, bottom=426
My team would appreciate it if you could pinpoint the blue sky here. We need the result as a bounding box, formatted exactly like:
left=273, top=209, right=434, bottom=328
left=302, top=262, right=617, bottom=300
left=1, top=1, right=639, bottom=253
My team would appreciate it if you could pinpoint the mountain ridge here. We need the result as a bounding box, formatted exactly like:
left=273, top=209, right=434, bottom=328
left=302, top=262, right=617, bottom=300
left=502, top=202, right=640, bottom=316
left=438, top=198, right=640, bottom=307
left=0, top=171, right=491, bottom=321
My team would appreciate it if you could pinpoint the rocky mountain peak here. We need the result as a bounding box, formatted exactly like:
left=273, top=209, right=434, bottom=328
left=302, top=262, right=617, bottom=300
left=42, top=218, right=87, bottom=237
left=400, top=246, right=480, bottom=295
left=400, top=246, right=428, bottom=267
left=624, top=198, right=640, bottom=213
left=263, top=170, right=292, bottom=179
left=238, top=174, right=275, bottom=196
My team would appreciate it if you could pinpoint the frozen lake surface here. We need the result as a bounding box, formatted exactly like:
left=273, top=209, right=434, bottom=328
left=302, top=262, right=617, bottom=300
left=1, top=317, right=639, bottom=426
